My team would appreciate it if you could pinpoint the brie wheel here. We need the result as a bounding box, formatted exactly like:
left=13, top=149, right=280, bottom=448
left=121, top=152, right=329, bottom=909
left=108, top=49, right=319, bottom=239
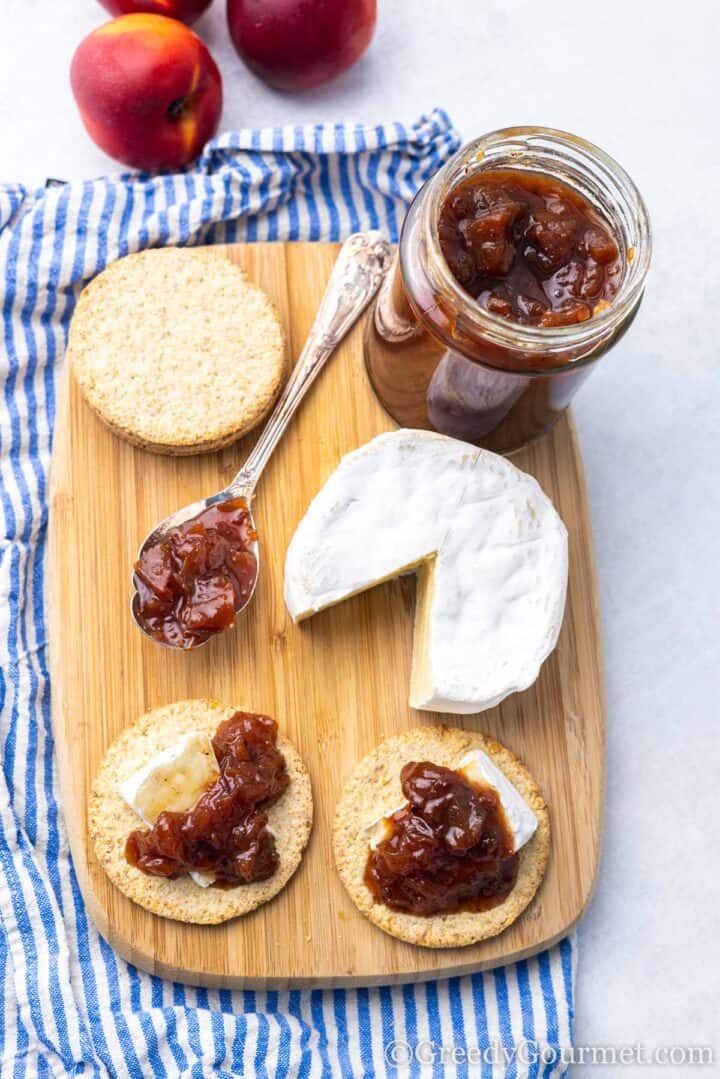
left=119, top=731, right=220, bottom=888
left=284, top=429, right=568, bottom=713
left=364, top=749, right=537, bottom=855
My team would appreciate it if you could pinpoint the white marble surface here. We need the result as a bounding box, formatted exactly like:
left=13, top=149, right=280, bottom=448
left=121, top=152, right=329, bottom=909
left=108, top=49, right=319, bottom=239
left=3, top=0, right=719, bottom=1072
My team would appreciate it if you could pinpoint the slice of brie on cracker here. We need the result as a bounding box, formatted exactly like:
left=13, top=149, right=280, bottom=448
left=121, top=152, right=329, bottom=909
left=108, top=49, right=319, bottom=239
left=365, top=749, right=538, bottom=854
left=119, top=730, right=220, bottom=888
left=456, top=750, right=538, bottom=851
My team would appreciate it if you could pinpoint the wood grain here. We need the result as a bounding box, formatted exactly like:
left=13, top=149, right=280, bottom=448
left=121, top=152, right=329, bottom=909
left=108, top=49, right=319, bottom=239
left=49, top=242, right=605, bottom=987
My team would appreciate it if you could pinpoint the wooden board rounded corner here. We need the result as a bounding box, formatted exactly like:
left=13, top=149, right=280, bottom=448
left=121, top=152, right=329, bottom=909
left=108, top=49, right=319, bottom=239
left=48, top=242, right=605, bottom=988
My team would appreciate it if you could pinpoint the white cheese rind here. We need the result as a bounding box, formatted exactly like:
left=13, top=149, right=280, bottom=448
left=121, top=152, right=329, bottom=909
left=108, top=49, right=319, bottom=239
left=364, top=750, right=537, bottom=854
left=284, top=430, right=477, bottom=620
left=119, top=731, right=220, bottom=889
left=284, top=429, right=568, bottom=713
left=411, top=469, right=568, bottom=713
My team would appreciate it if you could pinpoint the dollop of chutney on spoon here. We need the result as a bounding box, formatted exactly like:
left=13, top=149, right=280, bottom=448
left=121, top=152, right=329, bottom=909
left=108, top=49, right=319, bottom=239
left=133, top=497, right=257, bottom=648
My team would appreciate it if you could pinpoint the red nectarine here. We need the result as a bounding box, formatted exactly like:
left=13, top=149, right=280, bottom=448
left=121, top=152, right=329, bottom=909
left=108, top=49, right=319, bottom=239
left=98, top=0, right=214, bottom=25
left=71, top=14, right=223, bottom=171
left=227, top=0, right=377, bottom=91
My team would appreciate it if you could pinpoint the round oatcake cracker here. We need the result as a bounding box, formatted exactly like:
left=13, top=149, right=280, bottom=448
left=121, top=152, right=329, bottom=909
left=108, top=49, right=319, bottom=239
left=89, top=699, right=313, bottom=924
left=333, top=726, right=550, bottom=948
left=68, top=248, right=286, bottom=455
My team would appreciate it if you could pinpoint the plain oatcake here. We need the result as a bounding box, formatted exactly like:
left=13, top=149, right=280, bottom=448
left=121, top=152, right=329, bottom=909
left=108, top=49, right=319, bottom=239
left=68, top=247, right=286, bottom=454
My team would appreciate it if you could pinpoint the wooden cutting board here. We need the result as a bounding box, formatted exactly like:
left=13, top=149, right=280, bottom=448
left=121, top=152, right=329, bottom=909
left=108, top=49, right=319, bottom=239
left=49, top=242, right=605, bottom=988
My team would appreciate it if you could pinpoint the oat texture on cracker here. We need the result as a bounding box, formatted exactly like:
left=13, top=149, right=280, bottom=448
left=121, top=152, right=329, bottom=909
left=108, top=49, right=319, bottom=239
left=89, top=699, right=313, bottom=924
left=333, top=726, right=550, bottom=948
left=68, top=248, right=286, bottom=455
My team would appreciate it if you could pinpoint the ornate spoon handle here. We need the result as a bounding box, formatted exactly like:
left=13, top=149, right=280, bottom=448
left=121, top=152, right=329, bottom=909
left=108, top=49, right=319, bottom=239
left=230, top=231, right=393, bottom=495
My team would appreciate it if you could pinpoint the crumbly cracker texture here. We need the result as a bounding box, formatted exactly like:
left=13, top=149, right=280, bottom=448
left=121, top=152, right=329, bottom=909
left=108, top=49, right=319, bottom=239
left=333, top=725, right=550, bottom=948
left=89, top=699, right=313, bottom=925
left=68, top=247, right=286, bottom=455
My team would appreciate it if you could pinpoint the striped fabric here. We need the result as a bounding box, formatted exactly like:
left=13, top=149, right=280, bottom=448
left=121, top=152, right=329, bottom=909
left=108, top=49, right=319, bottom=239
left=0, top=110, right=575, bottom=1078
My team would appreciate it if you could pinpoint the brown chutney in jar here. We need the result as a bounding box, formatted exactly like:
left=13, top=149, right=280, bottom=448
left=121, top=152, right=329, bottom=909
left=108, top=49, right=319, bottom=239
left=364, top=128, right=651, bottom=454
left=437, top=169, right=621, bottom=328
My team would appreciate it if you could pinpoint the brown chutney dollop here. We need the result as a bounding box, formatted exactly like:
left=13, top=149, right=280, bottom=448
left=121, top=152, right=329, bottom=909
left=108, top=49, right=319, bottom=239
left=125, top=712, right=289, bottom=885
left=133, top=496, right=257, bottom=649
left=438, top=168, right=622, bottom=327
left=364, top=761, right=518, bottom=916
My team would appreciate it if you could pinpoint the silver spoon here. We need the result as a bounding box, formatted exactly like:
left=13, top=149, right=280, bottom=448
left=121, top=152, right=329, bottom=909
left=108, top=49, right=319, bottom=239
left=131, top=231, right=393, bottom=647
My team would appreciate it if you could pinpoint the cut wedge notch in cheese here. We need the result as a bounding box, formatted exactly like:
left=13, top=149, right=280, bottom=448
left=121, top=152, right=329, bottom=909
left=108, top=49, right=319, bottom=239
left=284, top=429, right=568, bottom=714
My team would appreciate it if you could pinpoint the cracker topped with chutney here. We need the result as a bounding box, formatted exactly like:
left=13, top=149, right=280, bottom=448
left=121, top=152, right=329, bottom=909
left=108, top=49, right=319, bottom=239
left=333, top=726, right=549, bottom=948
left=90, top=699, right=313, bottom=924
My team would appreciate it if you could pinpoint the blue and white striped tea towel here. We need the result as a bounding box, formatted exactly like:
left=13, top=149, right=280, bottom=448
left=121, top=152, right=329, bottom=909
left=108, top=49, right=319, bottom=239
left=0, top=109, right=575, bottom=1078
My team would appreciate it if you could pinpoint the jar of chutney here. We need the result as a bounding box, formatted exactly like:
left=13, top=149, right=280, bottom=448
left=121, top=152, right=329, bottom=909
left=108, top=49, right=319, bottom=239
left=364, top=127, right=652, bottom=453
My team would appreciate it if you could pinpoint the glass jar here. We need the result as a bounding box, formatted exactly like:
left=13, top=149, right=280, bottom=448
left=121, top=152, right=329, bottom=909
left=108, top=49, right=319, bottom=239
left=364, top=127, right=652, bottom=453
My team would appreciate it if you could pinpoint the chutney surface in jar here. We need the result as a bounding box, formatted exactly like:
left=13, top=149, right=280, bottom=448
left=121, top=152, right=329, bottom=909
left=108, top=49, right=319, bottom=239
left=438, top=169, right=621, bottom=327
